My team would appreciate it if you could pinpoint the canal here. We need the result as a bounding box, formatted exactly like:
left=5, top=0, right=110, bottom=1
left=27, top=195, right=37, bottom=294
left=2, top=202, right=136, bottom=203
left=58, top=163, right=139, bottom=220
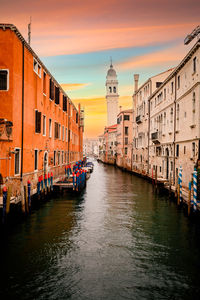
left=1, top=161, right=200, bottom=299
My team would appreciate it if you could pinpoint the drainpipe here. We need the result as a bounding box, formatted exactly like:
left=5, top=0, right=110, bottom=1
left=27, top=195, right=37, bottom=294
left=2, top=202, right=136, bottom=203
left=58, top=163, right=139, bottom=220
left=173, top=74, right=177, bottom=185
left=21, top=41, right=25, bottom=181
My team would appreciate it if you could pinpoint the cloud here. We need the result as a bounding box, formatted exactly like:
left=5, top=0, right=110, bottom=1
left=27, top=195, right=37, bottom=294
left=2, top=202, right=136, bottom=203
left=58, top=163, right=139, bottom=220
left=60, top=83, right=91, bottom=91
left=117, top=43, right=190, bottom=71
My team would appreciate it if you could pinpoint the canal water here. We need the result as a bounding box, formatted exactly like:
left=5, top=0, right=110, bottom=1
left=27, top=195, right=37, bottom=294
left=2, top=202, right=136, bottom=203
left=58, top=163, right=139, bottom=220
left=1, top=161, right=200, bottom=299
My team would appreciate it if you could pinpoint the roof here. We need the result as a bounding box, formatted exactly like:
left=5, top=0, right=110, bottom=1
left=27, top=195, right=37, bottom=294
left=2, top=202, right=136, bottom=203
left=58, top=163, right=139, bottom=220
left=117, top=108, right=133, bottom=116
left=134, top=68, right=175, bottom=96
left=149, top=40, right=200, bottom=99
left=0, top=23, right=77, bottom=112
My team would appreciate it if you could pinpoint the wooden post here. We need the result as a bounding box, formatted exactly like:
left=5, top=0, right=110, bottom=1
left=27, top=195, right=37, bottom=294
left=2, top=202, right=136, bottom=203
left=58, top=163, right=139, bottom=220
left=155, top=166, right=158, bottom=190
left=188, top=181, right=191, bottom=216
left=24, top=185, right=29, bottom=213
left=6, top=186, right=11, bottom=214
left=169, top=172, right=171, bottom=198
left=177, top=180, right=180, bottom=206
left=21, top=183, right=26, bottom=213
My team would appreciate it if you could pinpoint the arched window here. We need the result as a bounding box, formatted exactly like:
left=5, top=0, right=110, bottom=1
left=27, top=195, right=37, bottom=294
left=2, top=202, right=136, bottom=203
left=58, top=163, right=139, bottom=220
left=109, top=86, right=112, bottom=93
left=113, top=86, right=116, bottom=93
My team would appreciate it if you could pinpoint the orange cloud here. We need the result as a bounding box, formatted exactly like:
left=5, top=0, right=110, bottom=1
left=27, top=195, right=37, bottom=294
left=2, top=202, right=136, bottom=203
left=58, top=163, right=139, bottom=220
left=61, top=83, right=91, bottom=91
left=32, top=22, right=198, bottom=56
left=117, top=43, right=190, bottom=71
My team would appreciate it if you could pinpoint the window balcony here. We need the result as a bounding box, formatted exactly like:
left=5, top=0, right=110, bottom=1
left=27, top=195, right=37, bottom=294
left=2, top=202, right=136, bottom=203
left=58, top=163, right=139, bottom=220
left=136, top=115, right=142, bottom=124
left=151, top=131, right=160, bottom=144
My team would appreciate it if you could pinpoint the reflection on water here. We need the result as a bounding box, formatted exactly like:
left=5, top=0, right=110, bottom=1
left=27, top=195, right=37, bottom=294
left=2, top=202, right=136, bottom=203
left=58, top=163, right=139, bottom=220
left=1, top=162, right=200, bottom=299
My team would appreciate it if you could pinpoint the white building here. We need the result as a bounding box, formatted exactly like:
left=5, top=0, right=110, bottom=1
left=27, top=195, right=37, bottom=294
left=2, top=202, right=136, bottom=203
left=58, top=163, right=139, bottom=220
left=106, top=62, right=119, bottom=126
left=149, top=40, right=200, bottom=188
left=132, top=69, right=174, bottom=174
left=83, top=138, right=98, bottom=157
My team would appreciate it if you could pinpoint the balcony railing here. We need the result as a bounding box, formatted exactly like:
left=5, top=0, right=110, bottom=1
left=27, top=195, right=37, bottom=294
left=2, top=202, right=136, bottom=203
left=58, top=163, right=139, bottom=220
left=136, top=115, right=142, bottom=124
left=151, top=131, right=160, bottom=144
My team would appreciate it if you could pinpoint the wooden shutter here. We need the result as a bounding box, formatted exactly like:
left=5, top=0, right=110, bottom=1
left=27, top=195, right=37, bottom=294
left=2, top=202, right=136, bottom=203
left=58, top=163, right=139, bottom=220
left=35, top=111, right=41, bottom=133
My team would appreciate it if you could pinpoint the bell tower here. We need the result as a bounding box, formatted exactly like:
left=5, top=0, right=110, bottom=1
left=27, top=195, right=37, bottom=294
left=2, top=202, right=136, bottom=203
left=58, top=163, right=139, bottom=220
left=106, top=60, right=119, bottom=126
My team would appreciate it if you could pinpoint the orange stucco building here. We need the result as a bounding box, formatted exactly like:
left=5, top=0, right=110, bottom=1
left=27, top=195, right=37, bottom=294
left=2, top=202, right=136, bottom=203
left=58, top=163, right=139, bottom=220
left=0, top=24, right=84, bottom=198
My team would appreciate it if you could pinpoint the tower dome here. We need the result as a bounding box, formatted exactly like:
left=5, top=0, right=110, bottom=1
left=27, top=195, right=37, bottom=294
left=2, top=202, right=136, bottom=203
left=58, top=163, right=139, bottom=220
left=106, top=64, right=117, bottom=79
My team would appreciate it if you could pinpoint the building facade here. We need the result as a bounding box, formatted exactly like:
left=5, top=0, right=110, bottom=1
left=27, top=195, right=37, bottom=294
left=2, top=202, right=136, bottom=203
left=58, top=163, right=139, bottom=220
left=116, top=109, right=133, bottom=170
left=149, top=41, right=200, bottom=188
left=0, top=24, right=84, bottom=198
left=132, top=69, right=173, bottom=174
left=83, top=138, right=98, bottom=157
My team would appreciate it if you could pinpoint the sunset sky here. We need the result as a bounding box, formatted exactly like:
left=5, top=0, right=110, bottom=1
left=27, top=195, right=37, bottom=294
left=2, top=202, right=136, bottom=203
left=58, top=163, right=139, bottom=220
left=1, top=0, right=199, bottom=138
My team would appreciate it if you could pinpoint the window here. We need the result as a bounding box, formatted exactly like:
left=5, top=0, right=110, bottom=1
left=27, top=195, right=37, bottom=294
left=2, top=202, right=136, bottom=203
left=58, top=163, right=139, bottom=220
left=192, top=142, right=195, bottom=158
left=164, top=88, right=166, bottom=100
left=61, top=151, right=64, bottom=164
left=58, top=124, right=61, bottom=140
left=177, top=76, right=180, bottom=89
left=63, top=95, right=67, bottom=112
left=68, top=129, right=70, bottom=142
left=125, top=147, right=128, bottom=155
left=49, top=118, right=52, bottom=138
left=66, top=128, right=68, bottom=142
left=193, top=57, right=196, bottom=73
left=125, top=127, right=128, bottom=135
left=14, top=148, right=20, bottom=175
left=35, top=110, right=41, bottom=133
left=62, top=125, right=64, bottom=141
left=0, top=70, right=9, bottom=90
left=58, top=151, right=60, bottom=165
left=43, top=115, right=46, bottom=136
left=33, top=58, right=41, bottom=77
left=49, top=78, right=55, bottom=100
left=34, top=149, right=38, bottom=171
left=125, top=137, right=128, bottom=145
left=55, top=86, right=60, bottom=104
left=184, top=146, right=186, bottom=154
left=43, top=72, right=46, bottom=94
left=65, top=151, right=67, bottom=163
left=124, top=115, right=130, bottom=121
left=76, top=112, right=78, bottom=124
left=109, top=87, right=112, bottom=93
left=113, top=86, right=116, bottom=93
left=176, top=144, right=179, bottom=157
left=171, top=82, right=174, bottom=94
left=54, top=151, right=56, bottom=166
left=54, top=122, right=59, bottom=139
left=156, top=82, right=162, bottom=88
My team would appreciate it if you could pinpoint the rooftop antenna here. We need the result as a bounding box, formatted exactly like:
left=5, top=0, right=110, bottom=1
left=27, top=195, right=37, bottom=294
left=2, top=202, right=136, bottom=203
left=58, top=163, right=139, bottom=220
left=28, top=16, right=32, bottom=45
left=184, top=25, right=200, bottom=45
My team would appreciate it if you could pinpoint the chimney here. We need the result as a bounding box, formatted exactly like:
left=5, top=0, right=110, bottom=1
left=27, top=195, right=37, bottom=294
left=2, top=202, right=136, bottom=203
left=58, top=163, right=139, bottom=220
left=134, top=74, right=139, bottom=93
